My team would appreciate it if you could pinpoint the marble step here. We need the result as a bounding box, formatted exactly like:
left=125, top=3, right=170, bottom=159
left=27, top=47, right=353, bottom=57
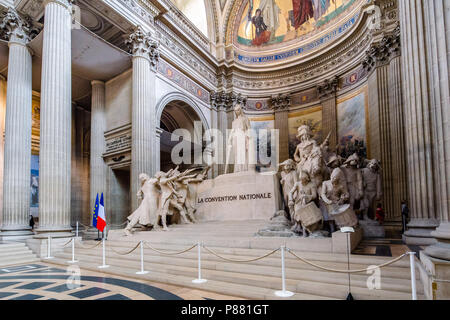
left=98, top=240, right=416, bottom=269
left=0, top=255, right=40, bottom=268
left=57, top=248, right=421, bottom=292
left=52, top=252, right=420, bottom=300
left=49, top=256, right=334, bottom=300
left=66, top=245, right=419, bottom=286
left=0, top=248, right=35, bottom=259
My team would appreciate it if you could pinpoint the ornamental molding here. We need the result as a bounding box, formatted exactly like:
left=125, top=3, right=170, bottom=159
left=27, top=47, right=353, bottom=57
left=154, top=19, right=218, bottom=88
left=0, top=7, right=40, bottom=44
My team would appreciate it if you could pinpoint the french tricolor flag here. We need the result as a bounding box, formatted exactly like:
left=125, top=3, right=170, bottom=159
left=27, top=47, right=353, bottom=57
left=93, top=193, right=106, bottom=232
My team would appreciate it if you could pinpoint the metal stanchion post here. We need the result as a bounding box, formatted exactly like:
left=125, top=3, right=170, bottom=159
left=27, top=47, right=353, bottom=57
left=136, top=241, right=149, bottom=275
left=275, top=246, right=294, bottom=297
left=45, top=236, right=54, bottom=260
left=408, top=252, right=417, bottom=300
left=192, top=241, right=207, bottom=284
left=98, top=238, right=110, bottom=269
left=76, top=222, right=79, bottom=238
left=68, top=238, right=78, bottom=264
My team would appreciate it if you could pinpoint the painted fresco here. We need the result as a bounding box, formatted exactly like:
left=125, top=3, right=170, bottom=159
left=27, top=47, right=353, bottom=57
left=288, top=106, right=322, bottom=159
left=337, top=88, right=368, bottom=159
left=237, top=0, right=356, bottom=47
left=250, top=117, right=276, bottom=171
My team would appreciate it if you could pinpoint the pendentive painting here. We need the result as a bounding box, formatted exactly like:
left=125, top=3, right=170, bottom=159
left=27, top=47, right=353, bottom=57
left=237, top=0, right=357, bottom=47
left=288, top=106, right=323, bottom=159
left=337, top=87, right=368, bottom=159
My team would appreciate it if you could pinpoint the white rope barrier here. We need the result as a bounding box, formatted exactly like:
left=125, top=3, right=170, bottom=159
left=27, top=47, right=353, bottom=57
left=44, top=236, right=54, bottom=260
left=192, top=241, right=207, bottom=284
left=68, top=238, right=78, bottom=264
left=136, top=240, right=149, bottom=275
left=275, top=246, right=294, bottom=298
left=98, top=238, right=110, bottom=269
left=408, top=252, right=417, bottom=300
left=57, top=236, right=418, bottom=300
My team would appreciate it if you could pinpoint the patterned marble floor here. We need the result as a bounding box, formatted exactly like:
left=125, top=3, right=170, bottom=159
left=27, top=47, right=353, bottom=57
left=0, top=263, right=244, bottom=300
left=353, top=239, right=423, bottom=258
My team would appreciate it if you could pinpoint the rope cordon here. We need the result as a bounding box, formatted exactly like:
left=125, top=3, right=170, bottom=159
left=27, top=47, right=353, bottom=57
left=144, top=242, right=198, bottom=256
left=203, top=246, right=280, bottom=263
left=287, top=248, right=408, bottom=274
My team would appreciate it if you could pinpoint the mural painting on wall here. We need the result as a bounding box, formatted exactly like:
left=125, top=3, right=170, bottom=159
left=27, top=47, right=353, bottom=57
left=237, top=0, right=356, bottom=47
left=337, top=87, right=368, bottom=160
left=288, top=106, right=322, bottom=159
left=250, top=117, right=275, bottom=171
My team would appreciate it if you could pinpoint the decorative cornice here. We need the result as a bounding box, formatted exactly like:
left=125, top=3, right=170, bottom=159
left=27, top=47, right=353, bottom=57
left=126, top=26, right=159, bottom=67
left=317, top=76, right=339, bottom=100
left=0, top=7, right=40, bottom=44
left=271, top=94, right=291, bottom=111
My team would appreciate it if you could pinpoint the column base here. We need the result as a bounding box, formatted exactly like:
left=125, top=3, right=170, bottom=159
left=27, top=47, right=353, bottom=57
left=34, top=227, right=73, bottom=239
left=403, top=219, right=439, bottom=245
left=419, top=251, right=450, bottom=300
left=424, top=222, right=450, bottom=261
left=0, top=226, right=34, bottom=241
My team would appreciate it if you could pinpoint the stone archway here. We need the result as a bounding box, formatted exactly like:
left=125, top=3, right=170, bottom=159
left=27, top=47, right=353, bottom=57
left=155, top=93, right=210, bottom=172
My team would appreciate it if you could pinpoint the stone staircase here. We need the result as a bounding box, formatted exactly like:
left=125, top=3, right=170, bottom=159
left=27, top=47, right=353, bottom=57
left=49, top=240, right=425, bottom=300
left=0, top=242, right=40, bottom=267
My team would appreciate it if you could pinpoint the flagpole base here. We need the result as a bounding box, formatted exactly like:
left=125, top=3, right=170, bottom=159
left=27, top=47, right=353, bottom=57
left=98, top=265, right=110, bottom=269
left=275, top=290, right=294, bottom=298
left=192, top=279, right=207, bottom=284
left=136, top=271, right=149, bottom=275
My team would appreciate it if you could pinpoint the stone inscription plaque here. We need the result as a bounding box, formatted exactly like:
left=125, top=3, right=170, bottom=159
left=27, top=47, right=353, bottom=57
left=106, top=134, right=132, bottom=153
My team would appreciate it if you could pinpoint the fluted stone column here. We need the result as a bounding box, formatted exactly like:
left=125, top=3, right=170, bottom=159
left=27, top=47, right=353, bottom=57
left=0, top=75, right=6, bottom=228
left=90, top=81, right=107, bottom=221
left=0, top=9, right=34, bottom=239
left=420, top=0, right=450, bottom=261
left=387, top=28, right=408, bottom=223
left=398, top=0, right=441, bottom=246
left=126, top=27, right=159, bottom=211
left=36, top=0, right=74, bottom=238
left=362, top=31, right=410, bottom=223
left=272, top=94, right=290, bottom=163
left=317, top=77, right=338, bottom=151
left=210, top=92, right=231, bottom=176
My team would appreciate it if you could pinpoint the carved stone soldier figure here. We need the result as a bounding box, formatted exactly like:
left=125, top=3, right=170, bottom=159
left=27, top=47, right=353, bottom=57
left=341, top=153, right=364, bottom=210
left=279, top=159, right=298, bottom=220
left=361, top=159, right=383, bottom=220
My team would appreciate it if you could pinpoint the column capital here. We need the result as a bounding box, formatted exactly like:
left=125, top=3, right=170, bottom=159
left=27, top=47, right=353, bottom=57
left=126, top=26, right=159, bottom=68
left=362, top=26, right=401, bottom=73
left=316, top=76, right=339, bottom=100
left=210, top=91, right=247, bottom=111
left=43, top=0, right=75, bottom=10
left=0, top=8, right=40, bottom=45
left=271, top=93, right=291, bottom=111
left=91, top=80, right=105, bottom=87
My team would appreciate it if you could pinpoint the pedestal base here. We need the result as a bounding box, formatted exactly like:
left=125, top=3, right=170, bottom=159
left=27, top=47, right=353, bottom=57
left=332, top=226, right=363, bottom=254
left=419, top=251, right=450, bottom=300
left=196, top=171, right=283, bottom=221
left=403, top=219, right=439, bottom=245
left=359, top=220, right=385, bottom=238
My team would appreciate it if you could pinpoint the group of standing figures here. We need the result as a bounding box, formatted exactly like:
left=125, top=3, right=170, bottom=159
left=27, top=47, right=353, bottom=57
left=124, top=167, right=210, bottom=236
left=279, top=125, right=383, bottom=237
